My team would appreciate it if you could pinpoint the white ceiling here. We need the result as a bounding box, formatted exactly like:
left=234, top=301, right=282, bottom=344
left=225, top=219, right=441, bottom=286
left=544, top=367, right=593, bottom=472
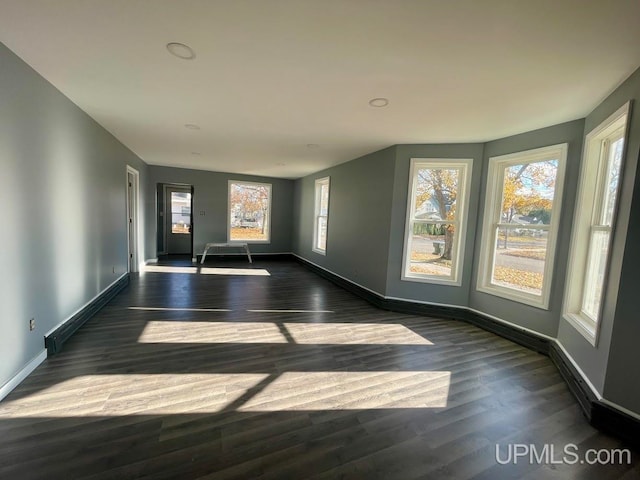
left=2, top=0, right=640, bottom=179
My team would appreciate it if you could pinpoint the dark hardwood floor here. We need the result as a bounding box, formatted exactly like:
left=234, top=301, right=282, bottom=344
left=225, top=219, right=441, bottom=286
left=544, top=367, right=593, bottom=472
left=1, top=259, right=638, bottom=479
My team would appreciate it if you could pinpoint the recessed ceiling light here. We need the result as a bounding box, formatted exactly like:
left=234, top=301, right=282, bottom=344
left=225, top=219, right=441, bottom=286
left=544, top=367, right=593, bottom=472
left=369, top=97, right=389, bottom=107
left=166, top=42, right=196, bottom=60
left=306, top=143, right=320, bottom=149
left=184, top=124, right=200, bottom=130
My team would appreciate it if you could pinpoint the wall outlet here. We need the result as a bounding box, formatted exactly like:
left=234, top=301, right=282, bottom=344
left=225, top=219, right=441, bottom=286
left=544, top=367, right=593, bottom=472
left=29, top=318, right=35, bottom=331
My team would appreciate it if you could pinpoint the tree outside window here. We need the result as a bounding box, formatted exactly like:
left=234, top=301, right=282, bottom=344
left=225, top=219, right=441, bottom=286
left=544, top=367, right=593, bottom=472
left=477, top=144, right=567, bottom=309
left=403, top=159, right=472, bottom=285
left=229, top=181, right=272, bottom=242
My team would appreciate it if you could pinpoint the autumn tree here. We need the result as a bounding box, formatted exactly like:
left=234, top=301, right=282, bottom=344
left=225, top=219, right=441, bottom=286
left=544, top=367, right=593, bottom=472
left=499, top=161, right=555, bottom=248
left=230, top=184, right=270, bottom=234
left=415, top=168, right=458, bottom=260
left=415, top=160, right=557, bottom=259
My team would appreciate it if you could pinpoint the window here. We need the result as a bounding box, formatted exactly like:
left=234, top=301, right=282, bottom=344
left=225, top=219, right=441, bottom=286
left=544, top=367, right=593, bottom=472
left=228, top=181, right=272, bottom=243
left=171, top=191, right=191, bottom=234
left=563, top=102, right=630, bottom=345
left=402, top=158, right=473, bottom=285
left=477, top=144, right=567, bottom=308
left=313, top=177, right=330, bottom=254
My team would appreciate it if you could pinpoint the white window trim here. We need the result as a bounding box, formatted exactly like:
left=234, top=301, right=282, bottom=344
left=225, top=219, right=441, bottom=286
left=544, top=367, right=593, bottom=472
left=312, top=176, right=330, bottom=255
left=227, top=180, right=272, bottom=244
left=401, top=158, right=473, bottom=286
left=477, top=144, right=567, bottom=309
left=562, top=102, right=631, bottom=346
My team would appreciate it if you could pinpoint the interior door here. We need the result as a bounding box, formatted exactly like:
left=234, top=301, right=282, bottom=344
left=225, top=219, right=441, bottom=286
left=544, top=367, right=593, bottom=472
left=127, top=171, right=136, bottom=270
left=166, top=186, right=192, bottom=255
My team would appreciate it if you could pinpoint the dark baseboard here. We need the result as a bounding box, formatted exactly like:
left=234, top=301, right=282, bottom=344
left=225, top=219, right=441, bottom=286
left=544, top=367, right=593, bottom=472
left=44, top=274, right=130, bottom=355
left=551, top=341, right=640, bottom=448
left=591, top=402, right=640, bottom=450
left=464, top=309, right=550, bottom=355
left=549, top=343, right=597, bottom=420
left=295, top=256, right=386, bottom=307
left=293, top=254, right=640, bottom=448
left=294, top=255, right=549, bottom=354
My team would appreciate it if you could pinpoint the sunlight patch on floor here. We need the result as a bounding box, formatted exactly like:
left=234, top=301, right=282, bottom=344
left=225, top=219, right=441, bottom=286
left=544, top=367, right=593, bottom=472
left=138, top=321, right=289, bottom=343
left=0, top=371, right=450, bottom=416
left=143, top=266, right=198, bottom=274
left=142, top=265, right=270, bottom=276
left=237, top=371, right=451, bottom=410
left=0, top=374, right=270, bottom=417
left=284, top=322, right=433, bottom=345
left=247, top=309, right=334, bottom=313
left=136, top=321, right=433, bottom=345
left=128, top=307, right=231, bottom=312
left=200, top=268, right=270, bottom=276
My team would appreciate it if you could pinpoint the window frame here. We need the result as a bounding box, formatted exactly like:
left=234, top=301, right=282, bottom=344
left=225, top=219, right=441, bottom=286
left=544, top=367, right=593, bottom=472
left=476, top=144, right=567, bottom=309
left=562, top=102, right=631, bottom=346
left=227, top=180, right=272, bottom=244
left=312, top=176, right=330, bottom=255
left=401, top=158, right=473, bottom=286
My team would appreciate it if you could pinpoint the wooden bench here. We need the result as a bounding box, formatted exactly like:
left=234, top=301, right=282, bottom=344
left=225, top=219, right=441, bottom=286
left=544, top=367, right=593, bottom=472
left=201, top=243, right=252, bottom=264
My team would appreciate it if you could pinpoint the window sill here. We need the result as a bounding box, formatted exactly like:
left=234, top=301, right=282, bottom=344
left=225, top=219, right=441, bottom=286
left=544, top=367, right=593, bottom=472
left=563, top=313, right=598, bottom=347
left=476, top=283, right=550, bottom=310
left=402, top=273, right=461, bottom=287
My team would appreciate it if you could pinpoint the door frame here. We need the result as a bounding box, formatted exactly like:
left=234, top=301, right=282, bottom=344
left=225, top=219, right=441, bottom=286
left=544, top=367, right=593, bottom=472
left=126, top=165, right=140, bottom=272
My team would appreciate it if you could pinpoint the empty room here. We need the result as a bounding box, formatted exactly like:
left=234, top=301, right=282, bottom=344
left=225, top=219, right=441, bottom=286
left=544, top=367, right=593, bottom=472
left=2, top=1, right=640, bottom=478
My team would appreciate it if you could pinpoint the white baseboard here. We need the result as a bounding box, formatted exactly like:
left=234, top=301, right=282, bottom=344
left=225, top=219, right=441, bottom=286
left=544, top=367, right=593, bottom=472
left=0, top=350, right=47, bottom=402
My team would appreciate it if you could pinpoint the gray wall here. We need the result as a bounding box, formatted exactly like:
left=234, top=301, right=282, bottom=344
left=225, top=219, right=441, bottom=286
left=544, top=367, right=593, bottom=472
left=468, top=120, right=585, bottom=338
left=385, top=144, right=485, bottom=305
left=147, top=166, right=294, bottom=258
left=292, top=147, right=396, bottom=294
left=556, top=67, right=640, bottom=411
left=0, top=43, right=148, bottom=390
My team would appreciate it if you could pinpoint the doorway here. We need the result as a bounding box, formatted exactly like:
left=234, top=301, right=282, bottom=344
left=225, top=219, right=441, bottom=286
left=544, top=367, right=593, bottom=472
left=126, top=166, right=140, bottom=272
left=159, top=184, right=193, bottom=256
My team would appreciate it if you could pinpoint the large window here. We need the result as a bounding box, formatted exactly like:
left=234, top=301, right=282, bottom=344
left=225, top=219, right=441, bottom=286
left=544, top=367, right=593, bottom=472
left=228, top=181, right=272, bottom=243
left=563, top=103, right=630, bottom=345
left=477, top=144, right=567, bottom=308
left=313, top=177, right=330, bottom=254
left=402, top=158, right=472, bottom=285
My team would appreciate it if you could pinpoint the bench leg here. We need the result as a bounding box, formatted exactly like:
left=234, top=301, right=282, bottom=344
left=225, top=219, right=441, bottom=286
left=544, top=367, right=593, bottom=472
left=201, top=247, right=210, bottom=265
